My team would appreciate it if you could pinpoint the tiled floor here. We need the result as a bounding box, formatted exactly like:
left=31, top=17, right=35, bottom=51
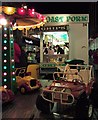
left=2, top=80, right=98, bottom=120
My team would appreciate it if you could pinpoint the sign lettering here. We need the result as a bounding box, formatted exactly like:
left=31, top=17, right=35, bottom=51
left=46, top=16, right=64, bottom=23
left=66, top=16, right=88, bottom=22
left=46, top=15, right=89, bottom=23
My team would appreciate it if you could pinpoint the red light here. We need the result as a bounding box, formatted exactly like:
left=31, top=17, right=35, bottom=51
left=32, top=9, right=35, bottom=12
left=17, top=8, right=26, bottom=15
left=37, top=14, right=42, bottom=19
left=28, top=9, right=35, bottom=17
left=41, top=16, right=46, bottom=21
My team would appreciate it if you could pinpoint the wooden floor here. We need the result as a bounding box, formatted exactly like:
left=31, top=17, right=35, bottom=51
left=2, top=80, right=98, bottom=120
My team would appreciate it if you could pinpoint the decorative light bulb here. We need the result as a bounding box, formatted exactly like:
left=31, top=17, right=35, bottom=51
left=3, top=72, right=7, bottom=76
left=12, top=78, right=16, bottom=81
left=11, top=59, right=14, bottom=62
left=4, top=40, right=7, bottom=43
left=4, top=34, right=7, bottom=37
left=4, top=60, right=7, bottom=63
left=17, top=8, right=26, bottom=15
left=3, top=66, right=7, bottom=69
left=4, top=46, right=7, bottom=50
left=4, top=79, right=7, bottom=82
left=4, top=85, right=7, bottom=89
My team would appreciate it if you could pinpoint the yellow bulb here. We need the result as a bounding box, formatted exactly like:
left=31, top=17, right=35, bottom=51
left=3, top=6, right=16, bottom=15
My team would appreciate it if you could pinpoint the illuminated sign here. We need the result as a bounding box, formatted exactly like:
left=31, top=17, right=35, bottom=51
left=44, top=14, right=89, bottom=24
left=46, top=16, right=64, bottom=23
left=40, top=25, right=69, bottom=32
left=66, top=16, right=88, bottom=22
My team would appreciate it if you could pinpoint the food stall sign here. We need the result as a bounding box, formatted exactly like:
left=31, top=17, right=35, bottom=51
left=44, top=14, right=89, bottom=26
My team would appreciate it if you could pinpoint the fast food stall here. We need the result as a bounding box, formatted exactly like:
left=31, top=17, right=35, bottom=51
left=39, top=14, right=89, bottom=76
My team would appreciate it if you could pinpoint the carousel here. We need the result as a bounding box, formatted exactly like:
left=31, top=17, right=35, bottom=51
left=0, top=5, right=46, bottom=94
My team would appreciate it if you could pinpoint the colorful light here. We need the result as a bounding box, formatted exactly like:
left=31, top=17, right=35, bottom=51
left=4, top=27, right=7, bottom=31
left=0, top=18, right=7, bottom=25
left=4, top=53, right=7, bottom=56
left=4, top=85, right=7, bottom=89
left=12, top=78, right=16, bottom=81
left=12, top=65, right=15, bottom=69
left=11, top=59, right=14, bottom=62
left=4, top=79, right=7, bottom=82
left=10, top=40, right=13, bottom=43
left=4, top=40, right=7, bottom=43
left=4, top=46, right=7, bottom=50
left=3, top=72, right=7, bottom=76
left=37, top=13, right=42, bottom=19
left=3, top=66, right=7, bottom=69
left=4, top=60, right=7, bottom=63
left=12, top=72, right=15, bottom=75
left=17, top=8, right=26, bottom=15
left=3, top=6, right=16, bottom=15
left=4, top=34, right=7, bottom=37
left=28, top=9, right=35, bottom=17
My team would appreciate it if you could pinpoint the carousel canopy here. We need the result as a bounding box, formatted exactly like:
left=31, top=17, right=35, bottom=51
left=0, top=6, right=46, bottom=30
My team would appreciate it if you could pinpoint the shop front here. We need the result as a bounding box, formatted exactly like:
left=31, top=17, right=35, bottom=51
left=39, top=14, right=89, bottom=75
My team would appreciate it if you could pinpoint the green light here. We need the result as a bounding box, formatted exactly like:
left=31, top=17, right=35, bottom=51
left=12, top=65, right=15, bottom=69
left=12, top=78, right=16, bottom=81
left=10, top=28, right=12, bottom=31
left=4, top=53, right=7, bottom=56
left=4, top=79, right=7, bottom=82
left=4, top=40, right=7, bottom=43
left=11, top=41, right=13, bottom=43
left=3, top=66, right=7, bottom=69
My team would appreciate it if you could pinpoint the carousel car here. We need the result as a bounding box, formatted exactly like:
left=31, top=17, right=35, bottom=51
left=0, top=86, right=15, bottom=104
left=36, top=64, right=95, bottom=119
left=15, top=67, right=42, bottom=94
